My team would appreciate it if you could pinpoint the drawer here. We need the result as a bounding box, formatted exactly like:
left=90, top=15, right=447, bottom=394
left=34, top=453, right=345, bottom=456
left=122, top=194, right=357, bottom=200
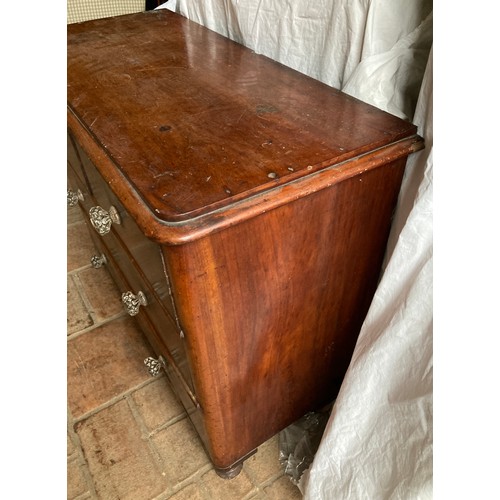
left=67, top=133, right=83, bottom=179
left=160, top=350, right=210, bottom=457
left=67, top=161, right=90, bottom=208
left=82, top=213, right=194, bottom=393
left=70, top=133, right=179, bottom=325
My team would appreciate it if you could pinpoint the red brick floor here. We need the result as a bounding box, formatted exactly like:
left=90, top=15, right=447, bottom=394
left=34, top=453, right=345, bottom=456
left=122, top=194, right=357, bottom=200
left=67, top=204, right=303, bottom=499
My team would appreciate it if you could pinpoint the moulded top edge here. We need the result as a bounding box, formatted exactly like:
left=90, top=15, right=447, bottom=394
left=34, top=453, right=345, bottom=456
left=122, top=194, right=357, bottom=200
left=67, top=9, right=418, bottom=224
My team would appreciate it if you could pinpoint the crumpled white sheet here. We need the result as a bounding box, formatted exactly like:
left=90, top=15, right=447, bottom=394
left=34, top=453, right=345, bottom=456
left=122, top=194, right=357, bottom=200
left=302, top=48, right=433, bottom=499
left=342, top=11, right=433, bottom=121
left=158, top=2, right=433, bottom=498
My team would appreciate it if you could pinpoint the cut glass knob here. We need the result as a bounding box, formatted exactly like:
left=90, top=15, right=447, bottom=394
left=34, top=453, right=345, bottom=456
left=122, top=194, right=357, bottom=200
left=67, top=189, right=84, bottom=207
left=90, top=254, right=107, bottom=268
left=89, top=205, right=121, bottom=235
left=122, top=290, right=147, bottom=316
left=144, top=356, right=163, bottom=377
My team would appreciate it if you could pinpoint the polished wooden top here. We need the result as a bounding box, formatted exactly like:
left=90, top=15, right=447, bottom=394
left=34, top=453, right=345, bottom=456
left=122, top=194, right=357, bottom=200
left=68, top=9, right=422, bottom=241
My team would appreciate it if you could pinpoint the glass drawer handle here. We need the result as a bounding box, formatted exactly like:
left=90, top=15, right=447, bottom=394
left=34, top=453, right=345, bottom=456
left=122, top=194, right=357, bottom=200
left=90, top=254, right=107, bottom=268
left=144, top=356, right=165, bottom=377
left=67, top=189, right=84, bottom=207
left=122, top=290, right=147, bottom=316
left=88, top=205, right=121, bottom=235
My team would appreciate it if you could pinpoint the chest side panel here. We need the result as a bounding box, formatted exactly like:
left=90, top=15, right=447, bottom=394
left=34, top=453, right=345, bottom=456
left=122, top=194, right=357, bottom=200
left=163, top=158, right=407, bottom=468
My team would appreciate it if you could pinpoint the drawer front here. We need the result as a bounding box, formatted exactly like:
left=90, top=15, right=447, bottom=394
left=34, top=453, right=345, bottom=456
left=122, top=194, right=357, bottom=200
left=161, top=353, right=210, bottom=456
left=70, top=134, right=179, bottom=324
left=84, top=220, right=195, bottom=393
left=101, top=229, right=194, bottom=390
left=67, top=133, right=84, bottom=180
left=68, top=163, right=89, bottom=206
left=67, top=141, right=90, bottom=206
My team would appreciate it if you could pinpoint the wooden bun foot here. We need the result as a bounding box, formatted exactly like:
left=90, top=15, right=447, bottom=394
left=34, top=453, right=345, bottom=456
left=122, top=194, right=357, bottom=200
left=214, top=462, right=243, bottom=480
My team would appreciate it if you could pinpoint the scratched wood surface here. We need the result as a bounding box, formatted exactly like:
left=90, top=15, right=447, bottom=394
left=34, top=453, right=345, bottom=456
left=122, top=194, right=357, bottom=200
left=67, top=9, right=419, bottom=231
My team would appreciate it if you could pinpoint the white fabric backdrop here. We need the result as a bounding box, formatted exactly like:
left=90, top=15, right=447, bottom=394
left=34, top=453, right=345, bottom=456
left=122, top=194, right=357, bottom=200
left=302, top=49, right=433, bottom=499
left=159, top=1, right=433, bottom=497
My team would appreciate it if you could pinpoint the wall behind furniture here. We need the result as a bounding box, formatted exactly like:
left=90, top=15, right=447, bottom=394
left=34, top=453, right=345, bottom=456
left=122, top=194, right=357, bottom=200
left=67, top=0, right=146, bottom=24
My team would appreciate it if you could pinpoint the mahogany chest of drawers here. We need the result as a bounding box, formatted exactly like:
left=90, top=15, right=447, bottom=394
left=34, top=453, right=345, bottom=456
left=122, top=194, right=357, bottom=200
left=67, top=10, right=423, bottom=478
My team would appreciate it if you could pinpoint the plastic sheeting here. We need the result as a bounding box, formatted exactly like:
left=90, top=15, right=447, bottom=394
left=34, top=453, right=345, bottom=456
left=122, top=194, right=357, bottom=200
left=159, top=1, right=433, bottom=497
left=302, top=50, right=433, bottom=499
